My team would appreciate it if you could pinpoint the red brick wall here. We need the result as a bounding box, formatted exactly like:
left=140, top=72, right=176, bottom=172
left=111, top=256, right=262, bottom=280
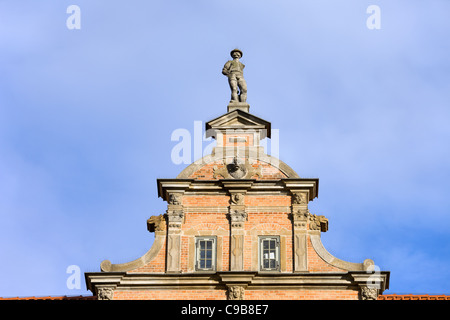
left=112, top=289, right=358, bottom=300
left=121, top=159, right=350, bottom=299
left=129, top=238, right=167, bottom=273
left=307, top=237, right=346, bottom=272
left=245, top=289, right=358, bottom=300
left=188, top=160, right=288, bottom=180
left=113, top=289, right=227, bottom=300
left=130, top=193, right=344, bottom=274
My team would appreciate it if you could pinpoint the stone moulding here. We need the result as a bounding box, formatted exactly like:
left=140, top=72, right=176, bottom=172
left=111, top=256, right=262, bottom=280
left=85, top=271, right=389, bottom=298
left=100, top=234, right=165, bottom=272
left=157, top=178, right=319, bottom=202
left=309, top=232, right=374, bottom=272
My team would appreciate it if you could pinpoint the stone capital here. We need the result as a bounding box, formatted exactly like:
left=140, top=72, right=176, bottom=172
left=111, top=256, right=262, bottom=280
left=228, top=208, right=248, bottom=228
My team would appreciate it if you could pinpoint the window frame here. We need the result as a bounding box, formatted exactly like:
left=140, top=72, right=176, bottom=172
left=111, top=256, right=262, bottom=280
left=258, top=236, right=281, bottom=272
left=195, top=236, right=217, bottom=272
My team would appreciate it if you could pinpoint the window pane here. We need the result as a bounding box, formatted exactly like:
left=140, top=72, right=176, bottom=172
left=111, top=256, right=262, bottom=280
left=270, top=240, right=275, bottom=250
left=197, top=238, right=215, bottom=270
left=261, top=237, right=279, bottom=271
left=269, top=260, right=276, bottom=269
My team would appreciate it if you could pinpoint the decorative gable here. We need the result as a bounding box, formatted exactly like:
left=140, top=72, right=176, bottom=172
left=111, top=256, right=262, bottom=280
left=205, top=109, right=271, bottom=139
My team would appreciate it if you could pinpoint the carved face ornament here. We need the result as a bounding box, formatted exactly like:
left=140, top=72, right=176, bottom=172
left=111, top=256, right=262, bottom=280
left=227, top=157, right=247, bottom=179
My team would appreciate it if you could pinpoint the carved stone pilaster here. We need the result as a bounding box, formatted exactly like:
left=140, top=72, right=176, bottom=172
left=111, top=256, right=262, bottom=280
left=228, top=208, right=248, bottom=228
left=97, top=286, right=115, bottom=300
left=290, top=194, right=310, bottom=273
left=166, top=233, right=181, bottom=273
left=228, top=192, right=247, bottom=271
left=230, top=233, right=244, bottom=271
left=227, top=285, right=245, bottom=300
left=166, top=192, right=184, bottom=273
left=166, top=192, right=184, bottom=226
left=290, top=191, right=309, bottom=229
left=228, top=208, right=246, bottom=270
left=291, top=208, right=308, bottom=229
left=291, top=208, right=308, bottom=272
left=228, top=191, right=247, bottom=227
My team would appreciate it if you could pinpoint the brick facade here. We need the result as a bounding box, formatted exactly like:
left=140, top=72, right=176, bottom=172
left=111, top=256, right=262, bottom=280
left=85, top=103, right=389, bottom=301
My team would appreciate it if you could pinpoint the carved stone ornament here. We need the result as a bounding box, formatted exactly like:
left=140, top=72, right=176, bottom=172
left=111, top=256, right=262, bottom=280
left=292, top=192, right=307, bottom=205
left=227, top=286, right=245, bottom=300
left=147, top=214, right=166, bottom=232
left=230, top=193, right=245, bottom=205
left=293, top=208, right=309, bottom=221
left=308, top=214, right=328, bottom=232
left=168, top=193, right=182, bottom=205
left=166, top=210, right=184, bottom=224
left=360, top=286, right=379, bottom=300
left=213, top=157, right=261, bottom=180
left=228, top=157, right=247, bottom=179
left=229, top=209, right=248, bottom=223
left=97, top=287, right=114, bottom=300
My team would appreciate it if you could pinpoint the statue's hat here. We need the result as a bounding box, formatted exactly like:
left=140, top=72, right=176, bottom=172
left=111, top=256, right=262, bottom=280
left=230, top=48, right=243, bottom=58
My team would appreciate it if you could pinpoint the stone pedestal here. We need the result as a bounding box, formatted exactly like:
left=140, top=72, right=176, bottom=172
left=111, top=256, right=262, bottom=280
left=227, top=102, right=250, bottom=113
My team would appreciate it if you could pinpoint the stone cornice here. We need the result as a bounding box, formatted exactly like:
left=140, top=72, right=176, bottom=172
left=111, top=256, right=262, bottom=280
left=85, top=271, right=389, bottom=294
left=157, top=178, right=319, bottom=202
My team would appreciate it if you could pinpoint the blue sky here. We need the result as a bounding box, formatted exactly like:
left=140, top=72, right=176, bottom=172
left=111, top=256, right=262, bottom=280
left=1, top=0, right=449, bottom=297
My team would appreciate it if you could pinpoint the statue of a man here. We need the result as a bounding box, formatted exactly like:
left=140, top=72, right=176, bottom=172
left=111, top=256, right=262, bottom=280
left=222, top=49, right=247, bottom=103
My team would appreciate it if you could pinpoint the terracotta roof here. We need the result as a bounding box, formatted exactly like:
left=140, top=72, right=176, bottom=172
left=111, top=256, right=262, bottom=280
left=379, top=294, right=450, bottom=300
left=0, top=295, right=97, bottom=300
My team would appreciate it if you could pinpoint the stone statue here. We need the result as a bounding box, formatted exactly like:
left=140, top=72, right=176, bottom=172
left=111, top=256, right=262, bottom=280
left=222, top=49, right=247, bottom=103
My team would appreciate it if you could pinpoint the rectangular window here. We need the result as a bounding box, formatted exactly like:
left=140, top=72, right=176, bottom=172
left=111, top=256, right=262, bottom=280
left=259, top=236, right=280, bottom=271
left=195, top=237, right=216, bottom=271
